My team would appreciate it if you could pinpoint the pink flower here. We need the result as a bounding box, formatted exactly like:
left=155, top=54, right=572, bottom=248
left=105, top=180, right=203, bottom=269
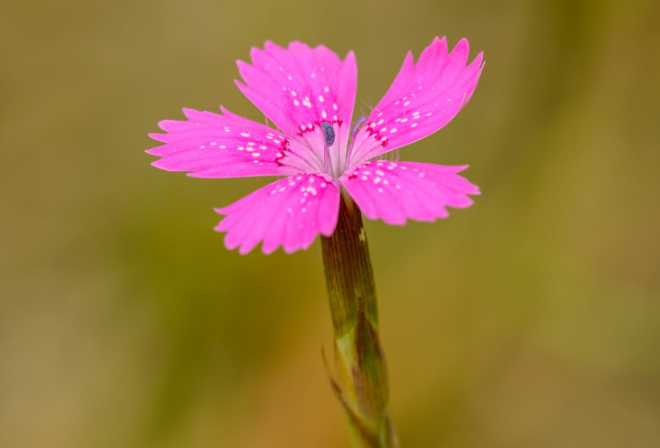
left=148, top=37, right=484, bottom=254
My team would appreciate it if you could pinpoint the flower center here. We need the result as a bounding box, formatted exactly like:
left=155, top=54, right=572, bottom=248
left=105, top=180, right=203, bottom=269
left=279, top=116, right=371, bottom=179
left=321, top=116, right=368, bottom=179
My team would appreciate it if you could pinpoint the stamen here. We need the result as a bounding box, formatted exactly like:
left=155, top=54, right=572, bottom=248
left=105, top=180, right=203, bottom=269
left=345, top=115, right=368, bottom=167
left=321, top=121, right=334, bottom=173
left=350, top=116, right=368, bottom=139
left=324, top=144, right=330, bottom=173
left=321, top=121, right=335, bottom=146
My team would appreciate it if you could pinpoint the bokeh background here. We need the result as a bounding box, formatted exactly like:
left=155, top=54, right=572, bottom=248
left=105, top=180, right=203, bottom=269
left=2, top=0, right=660, bottom=447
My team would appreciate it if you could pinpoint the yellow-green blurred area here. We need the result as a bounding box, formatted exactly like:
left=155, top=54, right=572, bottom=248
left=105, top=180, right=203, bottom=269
left=1, top=0, right=659, bottom=446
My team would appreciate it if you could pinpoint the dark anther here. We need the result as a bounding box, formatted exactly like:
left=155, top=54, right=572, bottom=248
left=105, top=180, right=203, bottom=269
left=321, top=121, right=335, bottom=146
left=351, top=115, right=368, bottom=138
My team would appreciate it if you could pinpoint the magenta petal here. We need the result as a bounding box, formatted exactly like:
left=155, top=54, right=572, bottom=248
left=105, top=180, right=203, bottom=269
left=215, top=174, right=340, bottom=254
left=147, top=107, right=302, bottom=178
left=340, top=161, right=480, bottom=225
left=349, top=37, right=484, bottom=166
left=236, top=41, right=357, bottom=140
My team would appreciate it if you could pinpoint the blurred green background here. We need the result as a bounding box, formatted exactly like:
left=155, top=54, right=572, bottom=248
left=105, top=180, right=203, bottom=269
left=1, top=0, right=659, bottom=447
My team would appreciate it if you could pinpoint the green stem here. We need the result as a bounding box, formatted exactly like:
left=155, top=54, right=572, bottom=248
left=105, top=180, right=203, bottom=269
left=321, top=194, right=398, bottom=448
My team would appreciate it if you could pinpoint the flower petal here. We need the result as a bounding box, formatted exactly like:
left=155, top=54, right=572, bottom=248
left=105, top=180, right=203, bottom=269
left=147, top=107, right=319, bottom=178
left=215, top=174, right=340, bottom=254
left=235, top=41, right=357, bottom=168
left=349, top=37, right=484, bottom=167
left=340, top=161, right=479, bottom=225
